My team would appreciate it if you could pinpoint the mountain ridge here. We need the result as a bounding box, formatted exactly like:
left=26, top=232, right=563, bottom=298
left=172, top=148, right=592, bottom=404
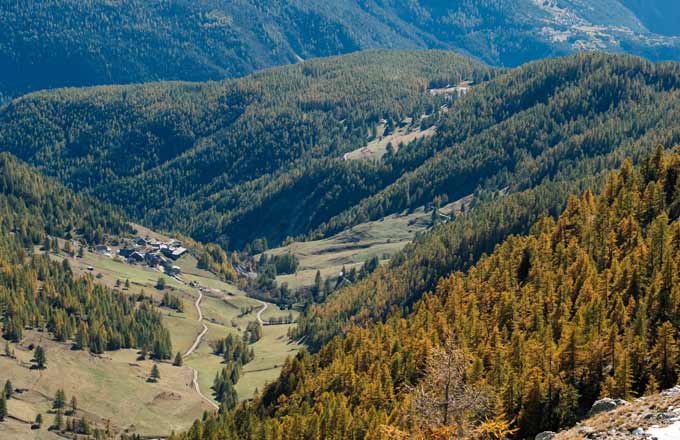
left=3, top=0, right=680, bottom=100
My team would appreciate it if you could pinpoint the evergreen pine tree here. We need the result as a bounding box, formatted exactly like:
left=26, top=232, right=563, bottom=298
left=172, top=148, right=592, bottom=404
left=313, top=270, right=322, bottom=301
left=156, top=277, right=166, bottom=290
left=150, top=364, right=160, bottom=382
left=3, top=380, right=12, bottom=399
left=173, top=352, right=183, bottom=367
left=78, top=416, right=91, bottom=435
left=53, top=409, right=64, bottom=431
left=218, top=380, right=238, bottom=412
left=53, top=389, right=65, bottom=410
left=34, top=346, right=46, bottom=369
left=0, top=395, right=6, bottom=422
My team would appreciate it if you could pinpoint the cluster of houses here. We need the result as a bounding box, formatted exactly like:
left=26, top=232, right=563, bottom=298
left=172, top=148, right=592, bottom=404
left=428, top=80, right=473, bottom=98
left=97, top=237, right=188, bottom=276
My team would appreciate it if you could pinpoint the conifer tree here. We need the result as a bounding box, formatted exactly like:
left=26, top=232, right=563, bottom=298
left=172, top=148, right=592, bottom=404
left=54, top=409, right=64, bottom=431
left=53, top=389, right=66, bottom=410
left=0, top=395, right=6, bottom=422
left=150, top=364, right=160, bottom=383
left=218, top=380, right=238, bottom=413
left=4, top=380, right=12, bottom=399
left=173, top=352, right=183, bottom=367
left=78, top=416, right=91, bottom=435
left=651, top=322, right=679, bottom=389
left=156, top=277, right=166, bottom=290
left=313, top=270, right=322, bottom=300
left=34, top=346, right=46, bottom=369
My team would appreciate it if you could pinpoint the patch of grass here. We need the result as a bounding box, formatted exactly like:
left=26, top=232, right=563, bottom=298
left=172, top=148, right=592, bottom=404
left=344, top=121, right=436, bottom=162
left=266, top=208, right=431, bottom=290
left=237, top=324, right=302, bottom=397
left=0, top=332, right=211, bottom=438
left=34, top=228, right=303, bottom=431
left=259, top=302, right=296, bottom=323
left=0, top=417, right=62, bottom=440
left=266, top=196, right=471, bottom=290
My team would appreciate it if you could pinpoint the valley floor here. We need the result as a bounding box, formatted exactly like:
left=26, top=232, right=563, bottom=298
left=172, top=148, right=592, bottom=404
left=0, top=234, right=300, bottom=438
left=266, top=196, right=471, bottom=290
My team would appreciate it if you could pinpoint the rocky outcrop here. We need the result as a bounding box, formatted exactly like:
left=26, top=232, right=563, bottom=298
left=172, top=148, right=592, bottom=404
left=554, top=387, right=680, bottom=439
left=587, top=398, right=628, bottom=417
left=535, top=432, right=556, bottom=440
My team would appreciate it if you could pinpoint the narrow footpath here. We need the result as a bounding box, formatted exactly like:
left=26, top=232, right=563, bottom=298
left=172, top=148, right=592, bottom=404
left=185, top=288, right=219, bottom=410
left=255, top=299, right=268, bottom=326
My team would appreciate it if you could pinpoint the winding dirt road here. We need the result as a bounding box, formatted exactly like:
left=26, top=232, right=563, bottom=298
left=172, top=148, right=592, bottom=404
left=184, top=288, right=269, bottom=410
left=185, top=290, right=208, bottom=357
left=255, top=299, right=268, bottom=326
left=191, top=366, right=218, bottom=409
left=185, top=288, right=219, bottom=410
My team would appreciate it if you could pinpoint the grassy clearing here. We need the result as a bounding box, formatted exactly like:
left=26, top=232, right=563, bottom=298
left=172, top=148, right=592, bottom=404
left=259, top=302, right=296, bottom=323
left=237, top=324, right=301, bottom=396
left=344, top=121, right=436, bottom=162
left=187, top=286, right=300, bottom=401
left=175, top=253, right=215, bottom=279
left=266, top=196, right=472, bottom=290
left=0, top=417, right=61, bottom=440
left=186, top=320, right=231, bottom=405
left=0, top=332, right=211, bottom=439
left=266, top=207, right=432, bottom=290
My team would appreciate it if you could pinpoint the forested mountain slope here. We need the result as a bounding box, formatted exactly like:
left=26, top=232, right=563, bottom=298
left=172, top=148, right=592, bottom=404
left=8, top=51, right=680, bottom=258
left=284, top=52, right=680, bottom=350
left=0, top=153, right=129, bottom=244
left=0, top=152, right=171, bottom=358
left=174, top=147, right=680, bottom=439
left=3, top=0, right=680, bottom=100
left=0, top=51, right=492, bottom=249
left=621, top=0, right=680, bottom=36
left=5, top=52, right=680, bottom=285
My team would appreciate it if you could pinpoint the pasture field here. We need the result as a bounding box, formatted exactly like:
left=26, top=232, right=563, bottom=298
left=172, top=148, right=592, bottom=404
left=344, top=120, right=436, bottom=161
left=266, top=195, right=472, bottom=290
left=0, top=332, right=210, bottom=439
left=6, top=232, right=301, bottom=438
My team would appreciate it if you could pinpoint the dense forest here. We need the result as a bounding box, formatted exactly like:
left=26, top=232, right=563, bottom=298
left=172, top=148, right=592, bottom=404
left=0, top=51, right=492, bottom=249
left=0, top=153, right=172, bottom=359
left=0, top=153, right=130, bottom=244
left=6, top=52, right=680, bottom=353
left=293, top=52, right=680, bottom=349
left=173, top=146, right=680, bottom=439
left=2, top=0, right=680, bottom=100
left=7, top=52, right=680, bottom=258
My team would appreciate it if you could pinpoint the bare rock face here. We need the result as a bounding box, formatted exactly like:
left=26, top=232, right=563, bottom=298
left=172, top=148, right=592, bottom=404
left=588, top=398, right=628, bottom=417
left=535, top=431, right=556, bottom=440
left=553, top=387, right=680, bottom=439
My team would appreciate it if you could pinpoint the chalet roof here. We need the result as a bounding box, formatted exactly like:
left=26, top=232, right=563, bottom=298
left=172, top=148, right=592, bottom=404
left=171, top=247, right=187, bottom=256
